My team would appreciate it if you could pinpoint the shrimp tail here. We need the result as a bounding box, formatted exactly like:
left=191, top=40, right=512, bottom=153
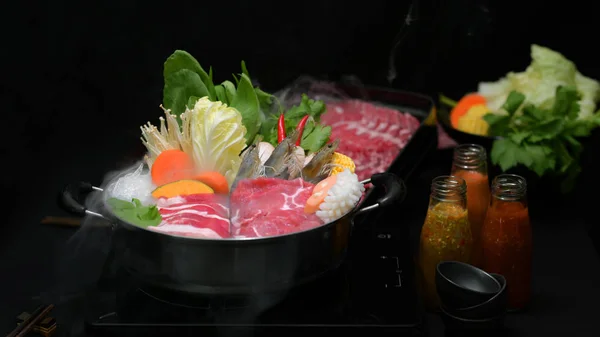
left=286, top=151, right=305, bottom=180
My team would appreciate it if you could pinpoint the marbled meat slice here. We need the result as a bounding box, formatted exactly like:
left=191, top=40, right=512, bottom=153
left=230, top=178, right=322, bottom=238
left=151, top=194, right=231, bottom=239
left=321, top=100, right=421, bottom=181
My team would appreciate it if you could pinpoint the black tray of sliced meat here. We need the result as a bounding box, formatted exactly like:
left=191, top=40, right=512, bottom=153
left=296, top=82, right=438, bottom=226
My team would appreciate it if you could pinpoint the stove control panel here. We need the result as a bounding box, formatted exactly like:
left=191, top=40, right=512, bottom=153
left=371, top=228, right=412, bottom=290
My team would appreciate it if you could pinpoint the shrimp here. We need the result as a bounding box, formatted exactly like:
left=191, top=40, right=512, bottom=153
left=301, top=139, right=340, bottom=184
left=231, top=144, right=262, bottom=190
left=263, top=130, right=300, bottom=178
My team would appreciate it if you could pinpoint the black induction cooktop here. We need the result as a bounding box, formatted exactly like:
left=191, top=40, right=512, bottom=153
left=83, top=217, right=424, bottom=337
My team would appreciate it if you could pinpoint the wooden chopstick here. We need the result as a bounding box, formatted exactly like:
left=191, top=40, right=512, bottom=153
left=6, top=304, right=54, bottom=337
left=41, top=216, right=81, bottom=227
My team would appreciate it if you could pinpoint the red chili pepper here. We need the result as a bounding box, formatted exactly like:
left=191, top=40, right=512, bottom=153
left=295, top=115, right=311, bottom=146
left=277, top=113, right=286, bottom=143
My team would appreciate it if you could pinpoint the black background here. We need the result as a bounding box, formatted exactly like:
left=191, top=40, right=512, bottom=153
left=2, top=0, right=600, bottom=334
left=5, top=0, right=600, bottom=228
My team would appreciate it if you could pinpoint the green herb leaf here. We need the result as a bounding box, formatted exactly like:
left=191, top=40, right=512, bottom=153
left=163, top=69, right=210, bottom=120
left=230, top=73, right=260, bottom=144
left=551, top=85, right=580, bottom=118
left=487, top=85, right=599, bottom=192
left=521, top=104, right=546, bottom=121
left=527, top=118, right=564, bottom=142
left=509, top=132, right=530, bottom=144
left=490, top=138, right=531, bottom=171
left=301, top=124, right=332, bottom=153
left=286, top=95, right=327, bottom=120
left=107, top=198, right=135, bottom=210
left=107, top=198, right=162, bottom=228
left=483, top=113, right=511, bottom=136
left=523, top=143, right=555, bottom=176
left=502, top=91, right=526, bottom=115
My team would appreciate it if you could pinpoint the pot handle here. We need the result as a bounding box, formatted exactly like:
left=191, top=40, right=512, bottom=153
left=354, top=173, right=407, bottom=217
left=59, top=182, right=107, bottom=220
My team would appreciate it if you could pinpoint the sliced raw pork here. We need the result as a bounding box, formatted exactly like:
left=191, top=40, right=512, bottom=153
left=321, top=100, right=421, bottom=181
left=151, top=194, right=231, bottom=239
left=230, top=178, right=322, bottom=238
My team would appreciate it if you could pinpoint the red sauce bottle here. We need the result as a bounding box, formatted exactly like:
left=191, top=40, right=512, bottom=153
left=451, top=144, right=490, bottom=268
left=481, top=174, right=532, bottom=310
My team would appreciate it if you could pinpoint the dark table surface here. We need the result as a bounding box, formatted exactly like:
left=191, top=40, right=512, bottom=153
left=1, top=131, right=600, bottom=337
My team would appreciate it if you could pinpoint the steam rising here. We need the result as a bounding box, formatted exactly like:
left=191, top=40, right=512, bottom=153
left=42, top=162, right=150, bottom=306
left=106, top=162, right=155, bottom=205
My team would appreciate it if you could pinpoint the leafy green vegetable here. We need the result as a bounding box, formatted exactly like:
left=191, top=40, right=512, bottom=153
left=163, top=69, right=210, bottom=120
left=485, top=86, right=600, bottom=192
left=214, top=85, right=228, bottom=104
left=160, top=50, right=332, bottom=151
left=221, top=80, right=237, bottom=103
left=187, top=96, right=201, bottom=109
left=478, top=44, right=600, bottom=119
left=230, top=73, right=261, bottom=143
left=107, top=198, right=162, bottom=228
left=161, top=51, right=277, bottom=145
left=163, top=50, right=216, bottom=101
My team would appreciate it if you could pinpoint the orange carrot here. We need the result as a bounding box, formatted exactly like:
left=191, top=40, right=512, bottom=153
left=151, top=149, right=194, bottom=186
left=450, top=93, right=486, bottom=128
left=305, top=175, right=338, bottom=214
left=192, top=171, right=229, bottom=194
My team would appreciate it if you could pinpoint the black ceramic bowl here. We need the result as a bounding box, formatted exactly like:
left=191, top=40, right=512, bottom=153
left=441, top=273, right=507, bottom=320
left=436, top=261, right=501, bottom=309
left=437, top=102, right=498, bottom=152
left=440, top=306, right=506, bottom=333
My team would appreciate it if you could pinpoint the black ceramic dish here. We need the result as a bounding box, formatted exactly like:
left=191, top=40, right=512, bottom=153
left=436, top=102, right=498, bottom=151
left=436, top=261, right=501, bottom=309
left=441, top=273, right=507, bottom=320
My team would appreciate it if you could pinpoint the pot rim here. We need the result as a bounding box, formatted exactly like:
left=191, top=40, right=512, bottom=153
left=101, top=184, right=359, bottom=243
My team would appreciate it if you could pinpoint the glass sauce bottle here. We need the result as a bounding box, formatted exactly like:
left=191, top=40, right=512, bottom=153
left=481, top=174, right=532, bottom=311
left=418, top=176, right=473, bottom=310
left=451, top=144, right=490, bottom=268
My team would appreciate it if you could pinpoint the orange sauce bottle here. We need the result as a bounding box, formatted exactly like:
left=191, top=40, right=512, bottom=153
left=417, top=176, right=473, bottom=310
left=451, top=144, right=489, bottom=268
left=481, top=174, right=532, bottom=310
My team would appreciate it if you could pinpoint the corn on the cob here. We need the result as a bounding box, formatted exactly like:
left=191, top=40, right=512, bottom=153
left=329, top=152, right=355, bottom=176
left=456, top=104, right=490, bottom=136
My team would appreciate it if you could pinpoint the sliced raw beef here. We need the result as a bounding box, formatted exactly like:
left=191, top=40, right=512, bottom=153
left=230, top=178, right=322, bottom=238
left=151, top=194, right=231, bottom=239
left=321, top=100, right=420, bottom=181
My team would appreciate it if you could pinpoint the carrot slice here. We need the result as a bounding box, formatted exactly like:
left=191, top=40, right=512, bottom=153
left=305, top=175, right=338, bottom=214
left=193, top=171, right=229, bottom=194
left=450, top=93, right=486, bottom=128
left=151, top=149, right=194, bottom=186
